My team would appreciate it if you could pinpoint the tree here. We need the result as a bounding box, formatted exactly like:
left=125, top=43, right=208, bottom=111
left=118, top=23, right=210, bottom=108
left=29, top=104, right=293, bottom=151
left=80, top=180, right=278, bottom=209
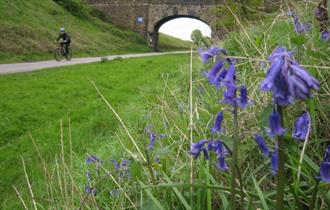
left=191, top=29, right=204, bottom=46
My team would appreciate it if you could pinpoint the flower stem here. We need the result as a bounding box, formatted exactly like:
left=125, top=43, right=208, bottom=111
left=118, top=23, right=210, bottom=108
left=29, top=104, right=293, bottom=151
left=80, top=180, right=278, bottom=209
left=231, top=105, right=239, bottom=209
left=276, top=106, right=286, bottom=210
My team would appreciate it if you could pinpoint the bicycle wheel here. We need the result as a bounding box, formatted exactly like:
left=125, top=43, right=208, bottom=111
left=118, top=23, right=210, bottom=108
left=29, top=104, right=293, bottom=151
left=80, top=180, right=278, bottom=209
left=54, top=47, right=62, bottom=61
left=65, top=48, right=72, bottom=61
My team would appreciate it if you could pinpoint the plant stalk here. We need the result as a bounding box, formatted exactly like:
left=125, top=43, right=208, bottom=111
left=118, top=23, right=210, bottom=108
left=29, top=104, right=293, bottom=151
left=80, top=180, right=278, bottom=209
left=276, top=106, right=286, bottom=210
left=230, top=105, right=239, bottom=209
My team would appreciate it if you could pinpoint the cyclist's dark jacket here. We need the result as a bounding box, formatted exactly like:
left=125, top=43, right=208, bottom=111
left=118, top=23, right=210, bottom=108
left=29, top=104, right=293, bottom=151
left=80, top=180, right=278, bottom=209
left=56, top=33, right=71, bottom=44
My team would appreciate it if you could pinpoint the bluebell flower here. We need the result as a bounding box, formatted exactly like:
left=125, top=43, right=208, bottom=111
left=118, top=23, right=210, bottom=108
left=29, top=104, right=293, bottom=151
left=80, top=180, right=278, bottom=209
left=86, top=155, right=101, bottom=164
left=321, top=31, right=330, bottom=41
left=222, top=64, right=236, bottom=89
left=111, top=159, right=120, bottom=171
left=198, top=46, right=225, bottom=64
left=203, top=61, right=224, bottom=84
left=211, top=112, right=223, bottom=133
left=217, top=156, right=229, bottom=171
left=85, top=186, right=97, bottom=195
left=271, top=149, right=279, bottom=175
left=319, top=146, right=330, bottom=182
left=254, top=134, right=270, bottom=157
left=190, top=140, right=208, bottom=159
left=85, top=170, right=91, bottom=180
left=221, top=85, right=237, bottom=106
left=261, top=47, right=320, bottom=105
left=267, top=112, right=287, bottom=138
left=202, top=148, right=210, bottom=160
left=288, top=12, right=311, bottom=33
left=292, top=112, right=310, bottom=141
left=314, top=8, right=322, bottom=19
left=237, top=85, right=253, bottom=109
left=208, top=140, right=229, bottom=171
left=146, top=127, right=157, bottom=150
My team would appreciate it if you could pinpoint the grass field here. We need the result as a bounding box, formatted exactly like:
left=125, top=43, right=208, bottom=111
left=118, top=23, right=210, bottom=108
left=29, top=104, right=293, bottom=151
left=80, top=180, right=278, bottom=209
left=0, top=53, right=192, bottom=209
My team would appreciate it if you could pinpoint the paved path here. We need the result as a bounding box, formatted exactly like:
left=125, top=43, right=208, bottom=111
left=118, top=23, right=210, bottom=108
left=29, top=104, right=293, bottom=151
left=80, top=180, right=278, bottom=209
left=0, top=51, right=190, bottom=75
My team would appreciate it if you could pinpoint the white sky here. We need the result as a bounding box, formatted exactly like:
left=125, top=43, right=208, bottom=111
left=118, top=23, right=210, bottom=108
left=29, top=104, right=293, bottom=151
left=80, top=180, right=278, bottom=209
left=159, top=18, right=212, bottom=41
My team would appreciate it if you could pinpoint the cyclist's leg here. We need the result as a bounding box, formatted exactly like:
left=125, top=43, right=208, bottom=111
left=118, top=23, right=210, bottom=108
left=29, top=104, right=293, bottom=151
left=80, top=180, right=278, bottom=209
left=65, top=42, right=71, bottom=54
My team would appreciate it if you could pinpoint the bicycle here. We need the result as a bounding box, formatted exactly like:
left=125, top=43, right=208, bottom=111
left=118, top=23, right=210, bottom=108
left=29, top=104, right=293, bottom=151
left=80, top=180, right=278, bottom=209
left=54, top=42, right=72, bottom=61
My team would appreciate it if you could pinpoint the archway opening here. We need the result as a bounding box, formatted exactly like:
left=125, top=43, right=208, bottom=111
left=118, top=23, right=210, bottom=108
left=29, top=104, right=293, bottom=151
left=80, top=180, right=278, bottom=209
left=151, top=16, right=212, bottom=51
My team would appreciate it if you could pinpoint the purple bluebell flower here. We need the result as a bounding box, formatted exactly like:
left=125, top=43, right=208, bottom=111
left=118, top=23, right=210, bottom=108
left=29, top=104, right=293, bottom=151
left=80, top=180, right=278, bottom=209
left=321, top=31, right=330, bottom=41
left=319, top=146, right=330, bottom=182
left=190, top=140, right=208, bottom=159
left=85, top=170, right=91, bottom=180
left=211, top=112, right=223, bottom=133
left=86, top=155, right=101, bottom=164
left=261, top=47, right=320, bottom=105
left=254, top=134, right=270, bottom=157
left=267, top=112, right=287, bottom=138
left=85, top=186, right=97, bottom=195
left=217, top=156, right=229, bottom=171
left=237, top=85, right=253, bottom=109
left=202, top=148, right=210, bottom=160
left=111, top=159, right=120, bottom=171
left=146, top=126, right=157, bottom=150
left=292, top=112, right=310, bottom=141
left=288, top=12, right=311, bottom=33
left=271, top=149, right=279, bottom=175
left=314, top=8, right=322, bottom=19
left=221, top=85, right=237, bottom=106
left=208, top=140, right=229, bottom=171
left=154, top=156, right=161, bottom=163
left=199, top=46, right=225, bottom=64
left=203, top=61, right=224, bottom=83
left=222, top=64, right=236, bottom=89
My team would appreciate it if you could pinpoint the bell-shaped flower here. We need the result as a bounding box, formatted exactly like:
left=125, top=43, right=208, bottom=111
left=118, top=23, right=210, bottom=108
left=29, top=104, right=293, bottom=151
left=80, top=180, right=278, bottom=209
left=319, top=146, right=330, bottom=182
left=271, top=149, right=279, bottom=175
left=254, top=134, right=270, bottom=157
left=267, top=112, right=287, bottom=138
left=217, top=156, right=229, bottom=171
left=321, top=31, right=330, bottom=41
left=261, top=47, right=320, bottom=105
left=190, top=140, right=208, bottom=159
left=292, top=112, right=310, bottom=141
left=211, top=112, right=223, bottom=133
left=237, top=85, right=253, bottom=109
left=221, top=85, right=237, bottom=106
left=199, top=46, right=225, bottom=64
left=86, top=155, right=102, bottom=165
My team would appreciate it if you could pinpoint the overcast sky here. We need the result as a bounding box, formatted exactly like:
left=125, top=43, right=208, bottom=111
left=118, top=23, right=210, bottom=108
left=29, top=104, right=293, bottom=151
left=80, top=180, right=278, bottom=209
left=159, top=18, right=212, bottom=41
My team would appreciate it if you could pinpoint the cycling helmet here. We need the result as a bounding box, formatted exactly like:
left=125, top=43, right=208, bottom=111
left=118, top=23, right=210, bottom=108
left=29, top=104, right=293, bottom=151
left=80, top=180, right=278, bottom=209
left=60, top=27, right=65, bottom=32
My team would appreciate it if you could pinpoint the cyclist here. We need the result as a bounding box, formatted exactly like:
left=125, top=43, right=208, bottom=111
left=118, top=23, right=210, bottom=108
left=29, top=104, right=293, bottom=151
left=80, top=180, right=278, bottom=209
left=56, top=27, right=71, bottom=55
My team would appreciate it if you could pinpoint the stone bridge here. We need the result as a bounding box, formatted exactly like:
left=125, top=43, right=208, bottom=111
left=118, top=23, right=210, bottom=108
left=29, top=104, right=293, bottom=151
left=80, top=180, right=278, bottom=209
left=86, top=0, right=224, bottom=51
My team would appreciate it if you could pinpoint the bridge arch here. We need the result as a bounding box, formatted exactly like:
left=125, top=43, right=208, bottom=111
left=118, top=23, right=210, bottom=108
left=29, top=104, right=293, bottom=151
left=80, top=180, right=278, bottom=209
left=150, top=15, right=211, bottom=51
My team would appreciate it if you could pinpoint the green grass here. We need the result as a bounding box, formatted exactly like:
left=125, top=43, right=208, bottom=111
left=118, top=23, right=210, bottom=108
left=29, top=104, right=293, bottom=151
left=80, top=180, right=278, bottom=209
left=0, top=0, right=191, bottom=64
left=159, top=33, right=194, bottom=51
left=0, top=53, right=191, bottom=209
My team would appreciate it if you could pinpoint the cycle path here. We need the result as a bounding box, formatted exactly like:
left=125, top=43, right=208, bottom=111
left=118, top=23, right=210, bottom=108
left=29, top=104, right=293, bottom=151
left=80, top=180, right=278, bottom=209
left=0, top=51, right=191, bottom=75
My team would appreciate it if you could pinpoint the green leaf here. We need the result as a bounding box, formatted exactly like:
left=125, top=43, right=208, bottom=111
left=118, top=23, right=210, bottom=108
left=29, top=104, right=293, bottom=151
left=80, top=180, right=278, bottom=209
left=252, top=175, right=269, bottom=210
left=139, top=181, right=165, bottom=210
